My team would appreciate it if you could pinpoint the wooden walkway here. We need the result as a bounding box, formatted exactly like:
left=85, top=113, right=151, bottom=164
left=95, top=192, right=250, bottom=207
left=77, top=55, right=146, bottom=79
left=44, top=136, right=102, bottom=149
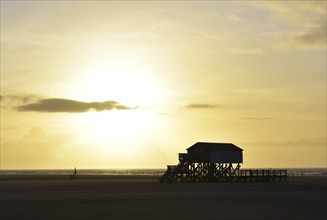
left=238, top=169, right=287, bottom=182
left=160, top=167, right=287, bottom=183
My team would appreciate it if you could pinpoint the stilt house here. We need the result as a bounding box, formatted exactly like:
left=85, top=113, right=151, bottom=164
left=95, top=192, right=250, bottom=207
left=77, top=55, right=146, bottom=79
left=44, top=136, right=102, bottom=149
left=187, top=142, right=243, bottom=163
left=160, top=142, right=287, bottom=183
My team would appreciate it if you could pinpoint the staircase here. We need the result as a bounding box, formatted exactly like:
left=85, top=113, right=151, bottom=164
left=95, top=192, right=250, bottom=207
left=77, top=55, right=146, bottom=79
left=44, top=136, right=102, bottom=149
left=159, top=153, right=189, bottom=183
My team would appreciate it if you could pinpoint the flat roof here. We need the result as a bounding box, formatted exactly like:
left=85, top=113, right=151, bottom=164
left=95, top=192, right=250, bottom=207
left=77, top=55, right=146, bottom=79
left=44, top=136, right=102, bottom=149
left=187, top=142, right=243, bottom=151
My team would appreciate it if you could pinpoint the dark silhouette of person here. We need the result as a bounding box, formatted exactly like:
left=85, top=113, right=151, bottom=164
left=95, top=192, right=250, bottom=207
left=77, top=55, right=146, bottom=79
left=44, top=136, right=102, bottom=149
left=72, top=167, right=77, bottom=179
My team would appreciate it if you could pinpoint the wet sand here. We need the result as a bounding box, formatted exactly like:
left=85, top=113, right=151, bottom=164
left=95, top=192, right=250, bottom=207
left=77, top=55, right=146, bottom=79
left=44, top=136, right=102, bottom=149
left=1, top=175, right=326, bottom=220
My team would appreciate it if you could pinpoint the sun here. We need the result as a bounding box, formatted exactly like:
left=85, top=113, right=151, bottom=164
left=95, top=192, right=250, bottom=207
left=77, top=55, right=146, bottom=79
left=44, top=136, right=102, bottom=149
left=72, top=50, right=162, bottom=108
left=61, top=50, right=167, bottom=155
left=71, top=109, right=158, bottom=153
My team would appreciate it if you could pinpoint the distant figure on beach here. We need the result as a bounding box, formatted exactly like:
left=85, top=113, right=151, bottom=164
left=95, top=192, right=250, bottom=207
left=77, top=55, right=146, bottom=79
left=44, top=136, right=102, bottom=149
left=72, top=167, right=77, bottom=179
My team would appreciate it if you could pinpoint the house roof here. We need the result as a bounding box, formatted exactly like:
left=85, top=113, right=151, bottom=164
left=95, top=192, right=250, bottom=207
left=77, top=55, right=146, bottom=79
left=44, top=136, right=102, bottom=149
left=187, top=142, right=243, bottom=151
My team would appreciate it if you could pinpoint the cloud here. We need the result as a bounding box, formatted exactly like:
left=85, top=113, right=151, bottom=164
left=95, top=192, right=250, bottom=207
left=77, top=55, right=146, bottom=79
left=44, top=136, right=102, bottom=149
left=16, top=98, right=137, bottom=113
left=251, top=1, right=326, bottom=50
left=1, top=94, right=41, bottom=109
left=185, top=103, right=219, bottom=109
left=1, top=94, right=40, bottom=104
left=289, top=19, right=326, bottom=48
left=241, top=117, right=279, bottom=121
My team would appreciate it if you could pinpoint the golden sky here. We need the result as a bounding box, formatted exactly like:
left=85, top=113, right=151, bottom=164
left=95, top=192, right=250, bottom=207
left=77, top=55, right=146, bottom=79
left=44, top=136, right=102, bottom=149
left=1, top=1, right=326, bottom=169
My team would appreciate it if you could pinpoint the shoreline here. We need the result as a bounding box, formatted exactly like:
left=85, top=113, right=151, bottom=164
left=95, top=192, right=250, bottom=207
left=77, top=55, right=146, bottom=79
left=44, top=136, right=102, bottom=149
left=1, top=175, right=326, bottom=220
left=1, top=174, right=326, bottom=181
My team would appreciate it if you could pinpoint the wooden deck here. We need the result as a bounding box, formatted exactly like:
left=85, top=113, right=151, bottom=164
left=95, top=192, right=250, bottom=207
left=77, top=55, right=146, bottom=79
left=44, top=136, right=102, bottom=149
left=159, top=151, right=287, bottom=183
left=238, top=169, right=287, bottom=182
left=160, top=167, right=288, bottom=183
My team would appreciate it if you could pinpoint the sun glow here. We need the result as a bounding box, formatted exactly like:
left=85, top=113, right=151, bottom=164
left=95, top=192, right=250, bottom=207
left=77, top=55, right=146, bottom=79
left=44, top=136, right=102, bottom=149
left=70, top=109, right=160, bottom=155
left=72, top=50, right=163, bottom=108
left=60, top=49, right=167, bottom=153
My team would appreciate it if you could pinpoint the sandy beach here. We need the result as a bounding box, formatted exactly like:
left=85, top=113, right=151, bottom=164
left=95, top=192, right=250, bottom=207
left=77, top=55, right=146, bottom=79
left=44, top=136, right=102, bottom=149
left=1, top=175, right=326, bottom=220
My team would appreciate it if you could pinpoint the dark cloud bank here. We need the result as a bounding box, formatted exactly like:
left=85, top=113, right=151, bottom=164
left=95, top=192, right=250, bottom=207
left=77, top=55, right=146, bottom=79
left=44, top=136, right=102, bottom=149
left=185, top=103, right=219, bottom=109
left=16, top=98, right=136, bottom=113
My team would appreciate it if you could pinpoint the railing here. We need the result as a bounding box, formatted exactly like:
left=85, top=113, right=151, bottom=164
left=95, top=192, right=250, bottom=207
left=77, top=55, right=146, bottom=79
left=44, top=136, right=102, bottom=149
left=160, top=166, right=288, bottom=183
left=239, top=169, right=287, bottom=182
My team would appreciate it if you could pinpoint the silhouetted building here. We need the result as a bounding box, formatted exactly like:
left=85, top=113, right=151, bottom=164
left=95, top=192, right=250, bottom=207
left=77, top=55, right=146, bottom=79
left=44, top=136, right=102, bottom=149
left=187, top=142, right=243, bottom=163
left=160, top=142, right=287, bottom=183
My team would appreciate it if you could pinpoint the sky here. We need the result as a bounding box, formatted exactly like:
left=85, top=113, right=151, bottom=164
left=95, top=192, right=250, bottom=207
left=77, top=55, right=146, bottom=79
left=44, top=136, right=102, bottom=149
left=1, top=1, right=326, bottom=169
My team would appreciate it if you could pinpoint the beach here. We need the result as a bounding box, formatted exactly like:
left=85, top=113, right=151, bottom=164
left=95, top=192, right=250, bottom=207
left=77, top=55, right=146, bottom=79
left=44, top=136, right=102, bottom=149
left=1, top=175, right=326, bottom=220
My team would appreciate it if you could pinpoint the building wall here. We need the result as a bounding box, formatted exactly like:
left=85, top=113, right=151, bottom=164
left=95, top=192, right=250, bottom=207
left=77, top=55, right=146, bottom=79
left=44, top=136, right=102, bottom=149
left=209, top=150, right=243, bottom=163
left=187, top=147, right=208, bottom=163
